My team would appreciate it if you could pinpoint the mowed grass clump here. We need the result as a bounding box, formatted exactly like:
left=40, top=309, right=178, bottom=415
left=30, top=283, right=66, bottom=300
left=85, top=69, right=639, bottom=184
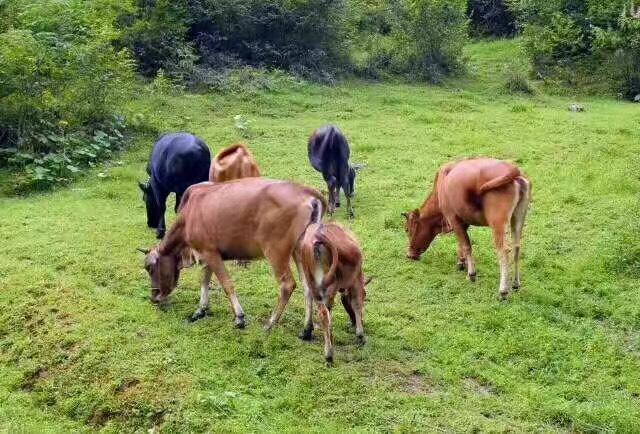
left=1, top=40, right=640, bottom=432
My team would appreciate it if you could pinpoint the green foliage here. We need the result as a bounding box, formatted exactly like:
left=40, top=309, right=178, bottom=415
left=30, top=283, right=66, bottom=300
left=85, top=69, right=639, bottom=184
left=1, top=117, right=128, bottom=190
left=512, top=0, right=640, bottom=98
left=0, top=0, right=136, bottom=188
left=120, top=0, right=350, bottom=83
left=352, top=0, right=468, bottom=82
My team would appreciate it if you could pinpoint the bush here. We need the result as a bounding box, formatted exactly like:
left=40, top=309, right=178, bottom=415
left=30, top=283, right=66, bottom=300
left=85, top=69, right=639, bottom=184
left=511, top=0, right=640, bottom=99
left=120, top=0, right=350, bottom=83
left=353, top=0, right=468, bottom=82
left=0, top=0, right=136, bottom=188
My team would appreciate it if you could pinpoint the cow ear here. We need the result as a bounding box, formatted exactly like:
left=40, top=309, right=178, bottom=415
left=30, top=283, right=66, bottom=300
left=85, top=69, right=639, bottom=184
left=138, top=181, right=147, bottom=192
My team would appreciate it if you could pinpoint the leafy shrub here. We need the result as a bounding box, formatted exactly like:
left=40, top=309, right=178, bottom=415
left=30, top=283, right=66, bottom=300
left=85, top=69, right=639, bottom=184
left=353, top=0, right=468, bottom=82
left=120, top=0, right=350, bottom=83
left=0, top=0, right=136, bottom=189
left=511, top=0, right=640, bottom=99
left=2, top=117, right=128, bottom=190
left=467, top=0, right=516, bottom=36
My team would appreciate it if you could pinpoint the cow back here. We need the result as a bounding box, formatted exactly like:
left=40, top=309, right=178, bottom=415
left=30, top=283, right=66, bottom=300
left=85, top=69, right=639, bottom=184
left=210, top=143, right=261, bottom=182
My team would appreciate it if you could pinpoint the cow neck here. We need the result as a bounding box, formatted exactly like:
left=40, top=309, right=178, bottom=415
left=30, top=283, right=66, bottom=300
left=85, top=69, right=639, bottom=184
left=419, top=191, right=440, bottom=221
left=157, top=220, right=186, bottom=257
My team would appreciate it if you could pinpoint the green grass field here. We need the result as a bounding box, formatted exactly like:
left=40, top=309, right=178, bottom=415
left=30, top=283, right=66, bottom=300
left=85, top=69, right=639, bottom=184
left=1, top=39, right=640, bottom=432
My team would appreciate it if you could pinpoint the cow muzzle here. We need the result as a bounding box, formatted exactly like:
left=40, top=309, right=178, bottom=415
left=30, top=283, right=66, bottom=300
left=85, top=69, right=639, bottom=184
left=406, top=249, right=421, bottom=261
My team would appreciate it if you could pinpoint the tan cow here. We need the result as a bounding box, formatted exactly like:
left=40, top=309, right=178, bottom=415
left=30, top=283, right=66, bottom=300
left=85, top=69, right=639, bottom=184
left=140, top=178, right=325, bottom=329
left=296, top=223, right=367, bottom=364
left=209, top=143, right=260, bottom=182
left=403, top=158, right=531, bottom=299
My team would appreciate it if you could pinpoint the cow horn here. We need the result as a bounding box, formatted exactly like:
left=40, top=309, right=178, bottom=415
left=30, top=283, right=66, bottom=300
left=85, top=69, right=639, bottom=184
left=364, top=276, right=373, bottom=286
left=401, top=212, right=409, bottom=220
left=352, top=163, right=366, bottom=172
left=136, top=247, right=150, bottom=254
left=138, top=181, right=147, bottom=192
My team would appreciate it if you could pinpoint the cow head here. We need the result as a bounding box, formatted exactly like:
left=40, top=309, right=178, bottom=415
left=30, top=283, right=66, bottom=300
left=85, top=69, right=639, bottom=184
left=139, top=247, right=181, bottom=303
left=402, top=209, right=445, bottom=260
left=138, top=181, right=160, bottom=229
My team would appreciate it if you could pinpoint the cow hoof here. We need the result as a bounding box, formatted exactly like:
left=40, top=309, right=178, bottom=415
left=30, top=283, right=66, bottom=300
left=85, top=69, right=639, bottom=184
left=299, top=327, right=313, bottom=341
left=456, top=262, right=465, bottom=271
left=468, top=272, right=477, bottom=282
left=499, top=290, right=509, bottom=301
left=512, top=282, right=521, bottom=291
left=325, top=355, right=334, bottom=367
left=234, top=315, right=246, bottom=329
left=156, top=232, right=165, bottom=239
left=189, top=309, right=207, bottom=322
left=356, top=334, right=366, bottom=346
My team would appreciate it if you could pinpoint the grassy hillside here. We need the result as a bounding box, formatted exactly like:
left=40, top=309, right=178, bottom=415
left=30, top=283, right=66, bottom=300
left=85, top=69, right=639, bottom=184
left=1, top=40, right=640, bottom=432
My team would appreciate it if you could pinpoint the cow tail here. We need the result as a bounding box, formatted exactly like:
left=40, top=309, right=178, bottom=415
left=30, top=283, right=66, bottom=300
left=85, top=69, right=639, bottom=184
left=478, top=167, right=521, bottom=194
left=316, top=231, right=339, bottom=289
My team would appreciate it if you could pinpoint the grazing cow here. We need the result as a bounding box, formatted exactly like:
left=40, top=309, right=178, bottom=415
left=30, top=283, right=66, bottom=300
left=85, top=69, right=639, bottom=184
left=209, top=143, right=261, bottom=182
left=138, top=133, right=211, bottom=239
left=403, top=158, right=531, bottom=299
left=297, top=223, right=368, bottom=364
left=139, top=178, right=326, bottom=330
left=308, top=125, right=362, bottom=218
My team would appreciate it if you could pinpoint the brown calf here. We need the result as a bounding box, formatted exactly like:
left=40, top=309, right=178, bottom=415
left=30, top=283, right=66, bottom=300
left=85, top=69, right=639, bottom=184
left=209, top=143, right=260, bottom=182
left=403, top=158, right=531, bottom=299
left=141, top=178, right=325, bottom=328
left=296, top=223, right=367, bottom=364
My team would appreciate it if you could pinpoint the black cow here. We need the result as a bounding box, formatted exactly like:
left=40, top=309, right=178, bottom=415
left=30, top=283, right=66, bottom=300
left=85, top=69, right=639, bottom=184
left=138, top=133, right=211, bottom=238
left=308, top=125, right=362, bottom=218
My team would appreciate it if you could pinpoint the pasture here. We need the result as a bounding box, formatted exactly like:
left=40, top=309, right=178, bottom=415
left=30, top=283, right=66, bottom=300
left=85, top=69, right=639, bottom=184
left=1, top=40, right=640, bottom=432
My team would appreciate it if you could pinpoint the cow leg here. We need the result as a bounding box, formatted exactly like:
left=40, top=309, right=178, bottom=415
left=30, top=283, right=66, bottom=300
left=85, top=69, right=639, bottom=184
left=190, top=266, right=213, bottom=322
left=295, top=259, right=314, bottom=340
left=452, top=221, right=475, bottom=281
left=318, top=302, right=334, bottom=365
left=492, top=224, right=510, bottom=299
left=347, top=287, right=365, bottom=345
left=265, top=254, right=296, bottom=330
left=341, top=293, right=356, bottom=326
left=456, top=244, right=466, bottom=271
left=510, top=181, right=530, bottom=290
left=156, top=191, right=168, bottom=239
left=345, top=193, right=354, bottom=219
left=205, top=253, right=246, bottom=328
left=485, top=187, right=519, bottom=299
left=175, top=190, right=183, bottom=213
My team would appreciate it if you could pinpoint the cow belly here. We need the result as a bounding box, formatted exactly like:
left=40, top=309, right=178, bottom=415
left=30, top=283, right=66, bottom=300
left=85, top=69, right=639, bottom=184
left=220, top=245, right=264, bottom=261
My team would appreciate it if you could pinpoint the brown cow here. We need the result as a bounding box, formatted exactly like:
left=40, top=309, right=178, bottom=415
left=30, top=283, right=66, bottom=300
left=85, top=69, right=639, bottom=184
left=297, top=223, right=367, bottom=364
left=403, top=158, right=531, bottom=299
left=209, top=143, right=260, bottom=182
left=140, top=178, right=325, bottom=329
